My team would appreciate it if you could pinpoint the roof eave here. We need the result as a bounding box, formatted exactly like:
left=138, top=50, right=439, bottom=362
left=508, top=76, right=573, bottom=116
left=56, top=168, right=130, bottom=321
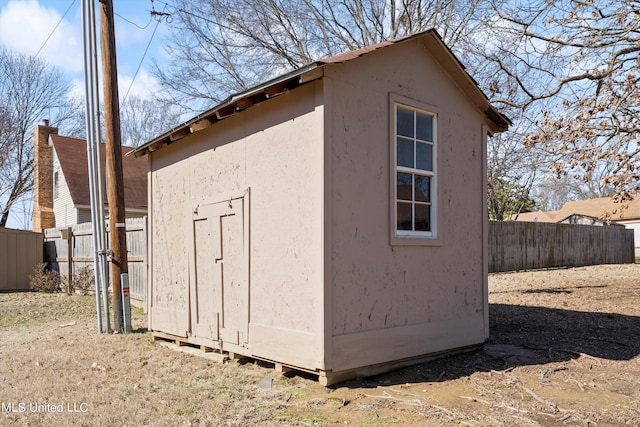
left=130, top=63, right=325, bottom=158
left=130, top=29, right=510, bottom=157
left=417, top=32, right=510, bottom=134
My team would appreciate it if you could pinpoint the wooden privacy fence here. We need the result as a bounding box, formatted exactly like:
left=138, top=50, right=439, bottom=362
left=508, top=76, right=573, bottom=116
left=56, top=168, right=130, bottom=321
left=489, top=221, right=635, bottom=273
left=0, top=228, right=44, bottom=291
left=43, top=217, right=147, bottom=306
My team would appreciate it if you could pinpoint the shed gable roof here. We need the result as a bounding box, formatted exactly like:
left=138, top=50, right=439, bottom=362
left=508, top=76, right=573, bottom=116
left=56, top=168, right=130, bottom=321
left=131, top=29, right=510, bottom=158
left=50, top=135, right=147, bottom=211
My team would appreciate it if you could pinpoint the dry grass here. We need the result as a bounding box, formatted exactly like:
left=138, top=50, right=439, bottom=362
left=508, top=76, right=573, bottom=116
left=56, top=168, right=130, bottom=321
left=1, top=263, right=639, bottom=426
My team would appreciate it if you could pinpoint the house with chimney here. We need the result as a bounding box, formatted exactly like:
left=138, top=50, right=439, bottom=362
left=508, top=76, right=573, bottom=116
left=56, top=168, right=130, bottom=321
left=32, top=121, right=147, bottom=231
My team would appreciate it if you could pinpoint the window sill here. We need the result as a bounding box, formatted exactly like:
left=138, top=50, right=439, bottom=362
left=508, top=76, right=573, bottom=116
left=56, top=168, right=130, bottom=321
left=390, top=233, right=442, bottom=247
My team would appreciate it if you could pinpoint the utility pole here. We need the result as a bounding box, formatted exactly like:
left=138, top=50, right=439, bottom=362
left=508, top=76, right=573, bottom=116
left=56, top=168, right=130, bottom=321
left=81, top=0, right=110, bottom=333
left=99, top=0, right=129, bottom=332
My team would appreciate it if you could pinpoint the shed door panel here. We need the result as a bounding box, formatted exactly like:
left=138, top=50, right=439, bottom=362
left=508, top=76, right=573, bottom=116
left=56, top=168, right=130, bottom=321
left=192, top=216, right=222, bottom=341
left=218, top=209, right=245, bottom=344
left=190, top=197, right=248, bottom=347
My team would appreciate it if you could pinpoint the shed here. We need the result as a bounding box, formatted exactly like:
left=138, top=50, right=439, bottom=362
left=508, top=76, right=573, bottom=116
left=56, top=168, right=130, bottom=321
left=0, top=228, right=43, bottom=291
left=132, top=29, right=510, bottom=385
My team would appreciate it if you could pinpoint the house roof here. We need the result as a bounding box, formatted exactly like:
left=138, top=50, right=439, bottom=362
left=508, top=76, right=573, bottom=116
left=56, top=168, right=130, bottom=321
left=556, top=196, right=640, bottom=221
left=131, top=29, right=510, bottom=158
left=512, top=210, right=560, bottom=222
left=512, top=195, right=640, bottom=223
left=558, top=213, right=625, bottom=227
left=50, top=135, right=147, bottom=211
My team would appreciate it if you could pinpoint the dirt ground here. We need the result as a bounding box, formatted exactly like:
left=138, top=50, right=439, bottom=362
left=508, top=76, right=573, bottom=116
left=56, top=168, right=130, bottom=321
left=1, top=263, right=639, bottom=426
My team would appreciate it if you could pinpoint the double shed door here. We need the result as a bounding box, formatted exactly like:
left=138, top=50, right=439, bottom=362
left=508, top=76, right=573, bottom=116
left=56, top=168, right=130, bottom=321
left=190, top=195, right=248, bottom=350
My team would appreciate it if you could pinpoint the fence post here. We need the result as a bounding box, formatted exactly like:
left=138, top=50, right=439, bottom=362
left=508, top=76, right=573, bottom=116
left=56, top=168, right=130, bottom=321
left=143, top=216, right=148, bottom=312
left=60, top=227, right=73, bottom=289
left=67, top=227, right=73, bottom=289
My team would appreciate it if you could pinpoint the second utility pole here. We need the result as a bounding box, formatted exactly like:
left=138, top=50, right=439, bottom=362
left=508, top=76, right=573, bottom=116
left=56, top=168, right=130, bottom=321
left=100, top=0, right=129, bottom=332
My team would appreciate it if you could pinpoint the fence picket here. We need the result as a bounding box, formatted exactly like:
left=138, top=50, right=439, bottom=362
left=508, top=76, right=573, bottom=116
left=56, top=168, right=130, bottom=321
left=489, top=221, right=634, bottom=272
left=43, top=217, right=147, bottom=308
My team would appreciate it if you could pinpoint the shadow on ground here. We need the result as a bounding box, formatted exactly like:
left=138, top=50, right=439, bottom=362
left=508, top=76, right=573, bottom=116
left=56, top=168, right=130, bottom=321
left=336, top=303, right=640, bottom=389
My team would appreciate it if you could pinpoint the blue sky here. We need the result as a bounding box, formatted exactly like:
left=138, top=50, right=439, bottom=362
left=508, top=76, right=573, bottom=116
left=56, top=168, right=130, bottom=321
left=0, top=0, right=173, bottom=228
left=0, top=0, right=172, bottom=101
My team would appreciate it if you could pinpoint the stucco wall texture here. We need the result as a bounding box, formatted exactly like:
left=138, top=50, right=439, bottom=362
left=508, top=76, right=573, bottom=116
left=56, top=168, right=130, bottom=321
left=146, top=34, right=496, bottom=384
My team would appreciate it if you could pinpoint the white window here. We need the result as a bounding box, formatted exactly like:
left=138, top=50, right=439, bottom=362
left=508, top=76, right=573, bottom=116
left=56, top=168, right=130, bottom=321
left=53, top=171, right=59, bottom=199
left=393, top=102, right=437, bottom=239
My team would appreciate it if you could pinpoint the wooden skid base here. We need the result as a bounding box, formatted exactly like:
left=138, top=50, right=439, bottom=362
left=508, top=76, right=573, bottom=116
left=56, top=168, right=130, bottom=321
left=152, top=330, right=481, bottom=387
left=316, top=344, right=482, bottom=386
left=153, top=332, right=228, bottom=363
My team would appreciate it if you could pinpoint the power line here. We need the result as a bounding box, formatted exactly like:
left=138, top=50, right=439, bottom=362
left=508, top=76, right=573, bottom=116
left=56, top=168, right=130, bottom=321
left=114, top=11, right=153, bottom=30
left=122, top=4, right=168, bottom=102
left=34, top=0, right=77, bottom=59
left=153, top=0, right=222, bottom=28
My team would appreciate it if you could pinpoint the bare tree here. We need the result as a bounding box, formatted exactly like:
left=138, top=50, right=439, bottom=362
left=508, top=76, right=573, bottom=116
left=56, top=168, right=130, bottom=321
left=119, top=96, right=183, bottom=147
left=478, top=0, right=640, bottom=202
left=153, top=0, right=488, bottom=111
left=56, top=94, right=88, bottom=139
left=155, top=0, right=558, bottom=216
left=151, top=0, right=640, bottom=210
left=0, top=48, right=77, bottom=228
left=486, top=118, right=543, bottom=219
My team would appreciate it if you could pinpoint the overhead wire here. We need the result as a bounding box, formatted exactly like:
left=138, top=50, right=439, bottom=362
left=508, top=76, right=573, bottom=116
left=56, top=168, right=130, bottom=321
left=114, top=10, right=153, bottom=30
left=120, top=1, right=170, bottom=102
left=153, top=0, right=222, bottom=28
left=29, top=0, right=167, bottom=102
left=30, top=0, right=169, bottom=106
left=34, top=0, right=77, bottom=59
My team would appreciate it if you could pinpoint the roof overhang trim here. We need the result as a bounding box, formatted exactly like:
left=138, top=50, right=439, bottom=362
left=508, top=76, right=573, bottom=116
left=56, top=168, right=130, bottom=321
left=131, top=64, right=324, bottom=158
left=130, top=29, right=511, bottom=157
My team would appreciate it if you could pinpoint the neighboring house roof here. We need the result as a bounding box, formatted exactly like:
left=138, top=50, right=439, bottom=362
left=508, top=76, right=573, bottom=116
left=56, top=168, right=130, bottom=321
left=512, top=195, right=640, bottom=223
left=131, top=29, right=510, bottom=158
left=558, top=213, right=625, bottom=227
left=512, top=210, right=560, bottom=222
left=556, top=196, right=640, bottom=222
left=51, top=135, right=147, bottom=211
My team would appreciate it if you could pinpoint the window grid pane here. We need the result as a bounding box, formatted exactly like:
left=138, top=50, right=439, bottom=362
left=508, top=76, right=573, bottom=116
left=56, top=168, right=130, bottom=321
left=397, top=137, right=414, bottom=168
left=414, top=203, right=431, bottom=231
left=397, top=172, right=413, bottom=201
left=397, top=202, right=413, bottom=230
left=416, top=111, right=433, bottom=142
left=415, top=142, right=433, bottom=171
left=397, top=106, right=414, bottom=138
left=414, top=175, right=430, bottom=202
left=395, top=103, right=435, bottom=235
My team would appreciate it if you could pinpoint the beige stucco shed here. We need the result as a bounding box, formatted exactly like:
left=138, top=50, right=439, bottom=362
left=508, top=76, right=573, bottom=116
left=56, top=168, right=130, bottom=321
left=132, top=29, right=509, bottom=385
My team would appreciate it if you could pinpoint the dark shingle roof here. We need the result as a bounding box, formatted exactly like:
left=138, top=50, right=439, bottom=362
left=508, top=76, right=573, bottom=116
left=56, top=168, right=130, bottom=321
left=51, top=135, right=147, bottom=210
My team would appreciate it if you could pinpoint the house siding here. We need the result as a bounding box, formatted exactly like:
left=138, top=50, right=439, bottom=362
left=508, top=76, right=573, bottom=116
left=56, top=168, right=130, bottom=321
left=142, top=31, right=503, bottom=381
left=325, top=39, right=488, bottom=371
left=52, top=145, right=147, bottom=228
left=52, top=147, right=77, bottom=228
left=148, top=81, right=325, bottom=367
left=77, top=208, right=92, bottom=225
left=618, top=219, right=640, bottom=259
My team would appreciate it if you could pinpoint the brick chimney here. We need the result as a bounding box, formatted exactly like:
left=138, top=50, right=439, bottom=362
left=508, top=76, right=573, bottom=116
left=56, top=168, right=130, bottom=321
left=32, top=120, right=58, bottom=231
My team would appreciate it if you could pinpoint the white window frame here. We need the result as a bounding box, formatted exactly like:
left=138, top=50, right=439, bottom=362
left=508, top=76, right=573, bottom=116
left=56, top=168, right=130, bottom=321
left=53, top=170, right=59, bottom=200
left=389, top=94, right=441, bottom=246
